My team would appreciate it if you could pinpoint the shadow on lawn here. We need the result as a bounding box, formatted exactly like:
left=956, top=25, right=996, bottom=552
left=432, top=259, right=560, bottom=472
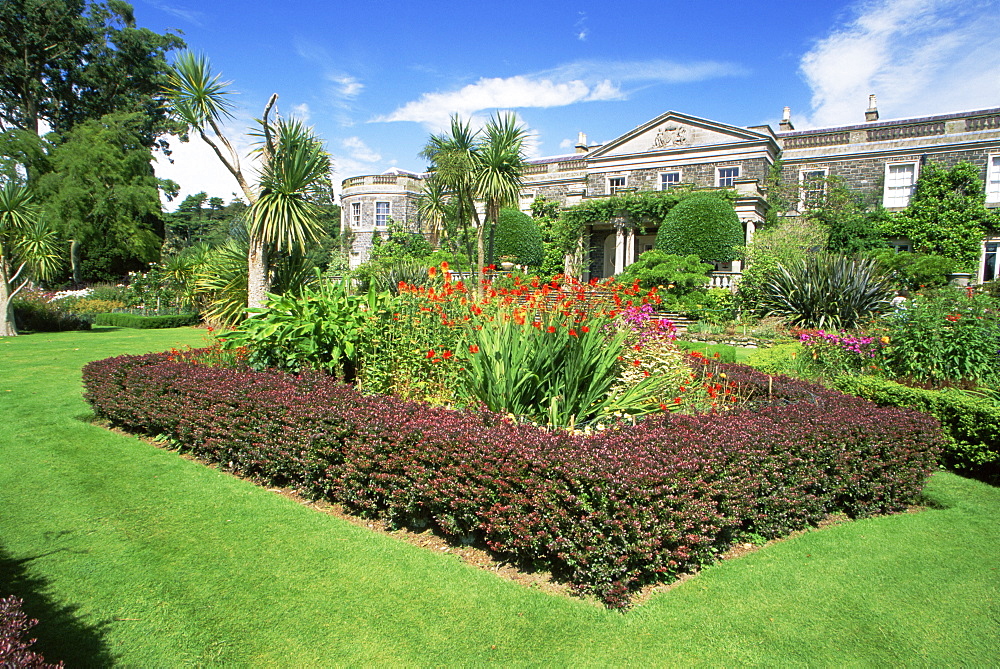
left=0, top=543, right=115, bottom=666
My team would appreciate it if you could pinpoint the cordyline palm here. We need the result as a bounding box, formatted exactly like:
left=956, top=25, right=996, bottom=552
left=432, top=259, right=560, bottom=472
left=474, top=111, right=528, bottom=287
left=0, top=183, right=61, bottom=336
left=417, top=175, right=449, bottom=249
left=420, top=115, right=482, bottom=261
left=163, top=51, right=330, bottom=311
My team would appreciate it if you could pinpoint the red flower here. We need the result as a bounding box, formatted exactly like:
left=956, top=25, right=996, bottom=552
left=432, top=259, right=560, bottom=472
left=581, top=325, right=590, bottom=333
left=443, top=350, right=453, bottom=359
left=427, top=349, right=435, bottom=358
left=469, top=344, right=479, bottom=353
left=547, top=326, right=556, bottom=333
left=569, top=329, right=578, bottom=337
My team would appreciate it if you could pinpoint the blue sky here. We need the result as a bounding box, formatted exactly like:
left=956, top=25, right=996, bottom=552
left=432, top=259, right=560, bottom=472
left=144, top=0, right=1000, bottom=209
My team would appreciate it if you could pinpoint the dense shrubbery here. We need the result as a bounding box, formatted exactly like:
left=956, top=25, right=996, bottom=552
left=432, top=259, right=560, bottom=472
left=760, top=254, right=894, bottom=329
left=833, top=376, right=999, bottom=484
left=655, top=194, right=743, bottom=263
left=83, top=351, right=941, bottom=608
left=0, top=596, right=62, bottom=668
left=12, top=292, right=92, bottom=332
left=493, top=207, right=543, bottom=266
left=616, top=251, right=711, bottom=292
left=92, top=313, right=199, bottom=329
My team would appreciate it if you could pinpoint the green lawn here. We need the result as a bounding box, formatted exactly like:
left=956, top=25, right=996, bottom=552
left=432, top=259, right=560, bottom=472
left=1, top=327, right=998, bottom=666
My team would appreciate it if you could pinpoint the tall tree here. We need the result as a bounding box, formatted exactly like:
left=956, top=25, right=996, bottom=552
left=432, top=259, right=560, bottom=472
left=421, top=112, right=528, bottom=291
left=0, top=0, right=183, bottom=145
left=34, top=111, right=167, bottom=282
left=474, top=112, right=527, bottom=285
left=163, top=51, right=332, bottom=310
left=421, top=116, right=482, bottom=261
left=0, top=182, right=61, bottom=336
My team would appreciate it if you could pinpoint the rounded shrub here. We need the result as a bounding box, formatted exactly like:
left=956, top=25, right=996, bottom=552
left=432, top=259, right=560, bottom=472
left=655, top=194, right=743, bottom=263
left=493, top=207, right=543, bottom=266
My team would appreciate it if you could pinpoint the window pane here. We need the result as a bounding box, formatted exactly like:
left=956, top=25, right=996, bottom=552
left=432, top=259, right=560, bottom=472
left=885, top=164, right=915, bottom=207
left=375, top=202, right=390, bottom=227
left=987, top=156, right=1000, bottom=203
left=718, top=167, right=739, bottom=188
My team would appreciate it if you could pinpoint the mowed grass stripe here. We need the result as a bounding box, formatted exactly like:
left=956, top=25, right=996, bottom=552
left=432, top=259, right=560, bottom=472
left=1, top=327, right=997, bottom=666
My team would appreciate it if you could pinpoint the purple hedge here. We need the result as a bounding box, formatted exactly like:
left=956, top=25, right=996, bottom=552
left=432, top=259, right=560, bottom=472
left=82, top=352, right=942, bottom=608
left=0, top=596, right=62, bottom=668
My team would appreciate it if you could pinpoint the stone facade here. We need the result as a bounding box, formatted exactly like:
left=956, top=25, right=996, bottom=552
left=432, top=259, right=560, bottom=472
left=341, top=105, right=1000, bottom=277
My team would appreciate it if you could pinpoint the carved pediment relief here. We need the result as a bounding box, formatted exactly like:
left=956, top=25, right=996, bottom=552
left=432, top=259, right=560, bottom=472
left=590, top=112, right=771, bottom=158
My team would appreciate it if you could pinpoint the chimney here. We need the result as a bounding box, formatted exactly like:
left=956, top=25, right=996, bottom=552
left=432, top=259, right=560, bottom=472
left=779, top=106, right=794, bottom=131
left=865, top=94, right=879, bottom=122
left=575, top=131, right=588, bottom=154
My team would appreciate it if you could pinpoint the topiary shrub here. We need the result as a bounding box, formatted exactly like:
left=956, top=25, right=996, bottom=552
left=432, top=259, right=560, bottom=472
left=493, top=207, right=543, bottom=266
left=656, top=194, right=743, bottom=263
left=617, top=250, right=712, bottom=291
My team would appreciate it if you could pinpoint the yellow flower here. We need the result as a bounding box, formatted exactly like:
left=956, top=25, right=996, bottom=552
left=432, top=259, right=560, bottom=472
left=880, top=336, right=890, bottom=344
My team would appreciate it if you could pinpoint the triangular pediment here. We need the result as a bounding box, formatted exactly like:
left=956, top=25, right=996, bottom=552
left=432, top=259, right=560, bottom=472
left=589, top=111, right=772, bottom=158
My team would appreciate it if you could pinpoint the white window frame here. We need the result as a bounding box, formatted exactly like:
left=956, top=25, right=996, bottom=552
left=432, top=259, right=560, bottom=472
left=374, top=201, right=391, bottom=228
left=981, top=238, right=1000, bottom=283
left=351, top=202, right=361, bottom=227
left=883, top=161, right=919, bottom=209
left=986, top=154, right=1000, bottom=205
left=607, top=176, right=627, bottom=195
left=717, top=166, right=740, bottom=188
left=798, top=168, right=827, bottom=210
left=659, top=171, right=682, bottom=190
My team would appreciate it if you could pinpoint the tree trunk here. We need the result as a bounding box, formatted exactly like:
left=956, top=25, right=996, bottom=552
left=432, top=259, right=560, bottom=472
left=247, top=235, right=270, bottom=310
left=0, top=264, right=17, bottom=336
left=70, top=239, right=81, bottom=285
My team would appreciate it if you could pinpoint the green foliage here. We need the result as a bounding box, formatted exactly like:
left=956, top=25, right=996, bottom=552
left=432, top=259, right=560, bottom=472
left=833, top=375, right=1000, bottom=483
left=869, top=249, right=959, bottom=291
left=11, top=293, right=91, bottom=331
left=656, top=194, right=743, bottom=263
left=806, top=176, right=888, bottom=255
left=761, top=254, right=894, bottom=329
left=743, top=342, right=809, bottom=377
left=92, top=312, right=198, bottom=328
left=738, top=216, right=828, bottom=312
left=529, top=196, right=566, bottom=277
left=0, top=0, right=184, bottom=143
left=493, top=207, right=543, bottom=266
left=617, top=250, right=711, bottom=291
left=885, top=162, right=999, bottom=270
left=462, top=310, right=678, bottom=428
left=222, top=278, right=383, bottom=380
left=34, top=111, right=166, bottom=281
left=368, top=223, right=433, bottom=262
left=674, top=340, right=738, bottom=363
left=877, top=289, right=1000, bottom=386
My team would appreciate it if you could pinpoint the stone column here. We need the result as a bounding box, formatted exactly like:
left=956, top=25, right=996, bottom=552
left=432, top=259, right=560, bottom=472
left=613, top=222, right=626, bottom=275
left=625, top=226, right=636, bottom=268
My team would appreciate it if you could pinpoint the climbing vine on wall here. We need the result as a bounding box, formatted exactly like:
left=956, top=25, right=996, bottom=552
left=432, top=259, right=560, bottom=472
left=553, top=188, right=734, bottom=256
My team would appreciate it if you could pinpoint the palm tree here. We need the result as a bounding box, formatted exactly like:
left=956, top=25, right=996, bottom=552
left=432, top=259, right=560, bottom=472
left=163, top=51, right=331, bottom=311
left=420, top=115, right=482, bottom=262
left=417, top=175, right=450, bottom=249
left=473, top=112, right=528, bottom=287
left=421, top=113, right=528, bottom=292
left=0, top=182, right=62, bottom=336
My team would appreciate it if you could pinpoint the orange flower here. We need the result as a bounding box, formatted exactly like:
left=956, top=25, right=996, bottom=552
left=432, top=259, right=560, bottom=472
left=469, top=344, right=480, bottom=353
left=581, top=325, right=589, bottom=333
left=428, top=266, right=437, bottom=277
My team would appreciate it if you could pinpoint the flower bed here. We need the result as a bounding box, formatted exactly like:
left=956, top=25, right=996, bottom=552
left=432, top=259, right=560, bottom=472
left=82, top=352, right=942, bottom=608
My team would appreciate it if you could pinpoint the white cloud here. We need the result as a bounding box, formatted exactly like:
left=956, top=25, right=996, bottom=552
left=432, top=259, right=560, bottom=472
left=331, top=75, right=364, bottom=98
left=373, top=58, right=744, bottom=130
left=341, top=136, right=381, bottom=162
left=290, top=103, right=311, bottom=122
left=559, top=138, right=574, bottom=149
left=800, top=0, right=1000, bottom=128
left=575, top=11, right=589, bottom=41
left=154, top=118, right=261, bottom=211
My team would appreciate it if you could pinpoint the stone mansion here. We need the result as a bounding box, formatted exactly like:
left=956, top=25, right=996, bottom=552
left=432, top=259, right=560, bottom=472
left=340, top=97, right=1000, bottom=284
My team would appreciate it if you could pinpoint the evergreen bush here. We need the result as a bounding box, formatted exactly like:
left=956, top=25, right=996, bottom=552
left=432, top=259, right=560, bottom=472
left=493, top=207, right=543, bottom=266
left=656, top=194, right=743, bottom=263
left=92, top=313, right=199, bottom=328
